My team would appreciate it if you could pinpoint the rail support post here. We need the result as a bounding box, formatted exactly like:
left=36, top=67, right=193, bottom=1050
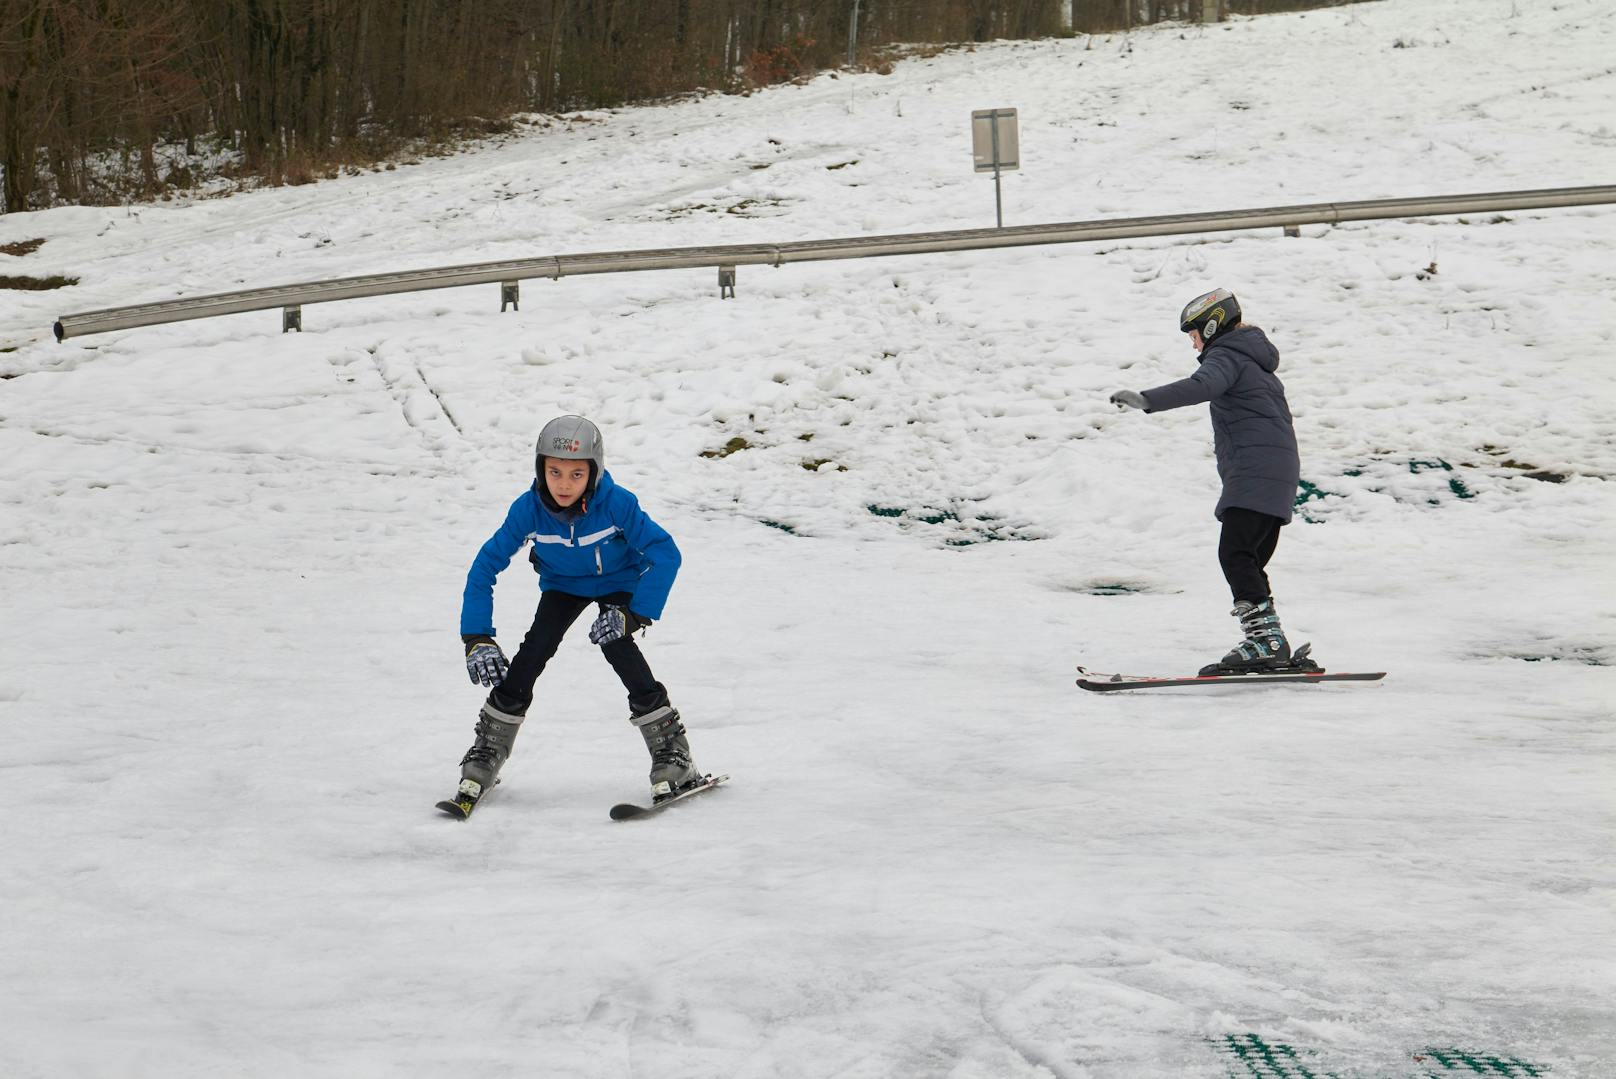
left=718, top=265, right=736, bottom=299
left=282, top=306, right=302, bottom=333
left=501, top=281, right=520, bottom=312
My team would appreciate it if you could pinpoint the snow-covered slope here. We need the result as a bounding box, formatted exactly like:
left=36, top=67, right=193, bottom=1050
left=1, top=1, right=1613, bottom=1076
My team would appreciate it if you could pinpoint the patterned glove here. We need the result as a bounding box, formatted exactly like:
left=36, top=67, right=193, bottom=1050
left=463, top=636, right=509, bottom=686
left=589, top=605, right=649, bottom=646
left=1109, top=389, right=1149, bottom=411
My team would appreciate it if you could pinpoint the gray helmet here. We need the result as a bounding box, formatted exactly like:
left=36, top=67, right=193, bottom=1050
left=1179, top=287, right=1241, bottom=342
left=534, top=415, right=604, bottom=488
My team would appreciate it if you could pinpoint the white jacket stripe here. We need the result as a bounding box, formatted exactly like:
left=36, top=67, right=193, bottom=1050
left=577, top=525, right=620, bottom=546
left=526, top=526, right=620, bottom=547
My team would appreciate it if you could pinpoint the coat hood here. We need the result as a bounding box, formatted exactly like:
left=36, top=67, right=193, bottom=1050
left=1206, top=325, right=1280, bottom=373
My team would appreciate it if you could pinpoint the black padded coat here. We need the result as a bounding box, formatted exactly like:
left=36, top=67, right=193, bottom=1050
left=1141, top=325, right=1301, bottom=523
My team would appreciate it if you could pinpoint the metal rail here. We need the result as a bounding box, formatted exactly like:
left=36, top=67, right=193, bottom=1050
left=52, top=184, right=1616, bottom=341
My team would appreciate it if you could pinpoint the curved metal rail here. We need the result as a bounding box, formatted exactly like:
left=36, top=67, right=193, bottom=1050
left=52, top=184, right=1616, bottom=341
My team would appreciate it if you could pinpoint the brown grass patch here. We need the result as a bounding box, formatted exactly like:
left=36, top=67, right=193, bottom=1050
left=0, top=274, right=78, bottom=290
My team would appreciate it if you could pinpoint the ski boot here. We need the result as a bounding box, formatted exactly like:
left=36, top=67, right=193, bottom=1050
left=453, top=701, right=525, bottom=807
left=631, top=705, right=703, bottom=802
left=1199, top=597, right=1311, bottom=676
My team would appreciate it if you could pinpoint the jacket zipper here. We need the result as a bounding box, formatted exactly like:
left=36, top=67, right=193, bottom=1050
left=565, top=518, right=602, bottom=574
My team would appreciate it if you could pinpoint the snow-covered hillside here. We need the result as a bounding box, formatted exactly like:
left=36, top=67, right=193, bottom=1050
left=2, top=1, right=1613, bottom=1076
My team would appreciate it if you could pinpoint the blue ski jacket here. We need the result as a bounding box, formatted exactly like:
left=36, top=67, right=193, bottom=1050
left=1140, top=325, right=1301, bottom=523
left=460, top=470, right=681, bottom=637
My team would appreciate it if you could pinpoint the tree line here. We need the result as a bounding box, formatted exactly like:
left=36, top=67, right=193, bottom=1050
left=2, top=0, right=1359, bottom=214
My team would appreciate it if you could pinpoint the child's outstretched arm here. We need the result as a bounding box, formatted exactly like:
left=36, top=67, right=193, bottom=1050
left=1135, top=351, right=1239, bottom=413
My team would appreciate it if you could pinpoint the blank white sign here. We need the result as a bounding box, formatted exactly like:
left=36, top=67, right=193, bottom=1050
left=971, top=108, right=1019, bottom=173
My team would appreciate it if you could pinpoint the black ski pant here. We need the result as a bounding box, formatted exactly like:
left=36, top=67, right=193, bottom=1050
left=1217, top=507, right=1285, bottom=605
left=488, top=590, right=669, bottom=718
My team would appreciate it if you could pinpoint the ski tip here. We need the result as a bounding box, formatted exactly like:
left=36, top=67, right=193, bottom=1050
left=436, top=799, right=473, bottom=819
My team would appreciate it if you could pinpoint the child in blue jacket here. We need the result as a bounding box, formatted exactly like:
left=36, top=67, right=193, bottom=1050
left=451, top=415, right=700, bottom=810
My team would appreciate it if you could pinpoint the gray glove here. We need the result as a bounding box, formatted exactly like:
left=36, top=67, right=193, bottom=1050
left=589, top=605, right=649, bottom=645
left=1109, top=389, right=1149, bottom=411
left=463, top=636, right=509, bottom=686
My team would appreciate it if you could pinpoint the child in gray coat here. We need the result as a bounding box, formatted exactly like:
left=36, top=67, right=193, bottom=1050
left=1110, top=288, right=1310, bottom=675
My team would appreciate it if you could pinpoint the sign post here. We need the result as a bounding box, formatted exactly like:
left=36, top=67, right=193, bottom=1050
left=971, top=108, right=1020, bottom=228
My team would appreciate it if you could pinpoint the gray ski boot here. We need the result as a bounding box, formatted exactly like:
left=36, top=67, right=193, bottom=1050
left=1200, top=597, right=1297, bottom=675
left=458, top=701, right=525, bottom=798
left=631, top=705, right=703, bottom=801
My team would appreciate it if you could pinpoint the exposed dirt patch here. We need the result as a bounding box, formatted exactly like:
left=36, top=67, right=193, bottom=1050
left=1, top=238, right=46, bottom=256
left=0, top=274, right=77, bottom=290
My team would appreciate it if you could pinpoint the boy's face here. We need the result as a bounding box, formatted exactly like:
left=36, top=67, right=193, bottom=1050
left=544, top=458, right=590, bottom=507
left=1188, top=328, right=1205, bottom=353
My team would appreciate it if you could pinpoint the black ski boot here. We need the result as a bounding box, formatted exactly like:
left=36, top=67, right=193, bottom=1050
left=1200, top=597, right=1299, bottom=676
left=631, top=705, right=702, bottom=802
left=458, top=701, right=525, bottom=799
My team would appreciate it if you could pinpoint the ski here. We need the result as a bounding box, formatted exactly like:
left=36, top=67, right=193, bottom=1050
left=610, top=774, right=729, bottom=821
left=1078, top=641, right=1383, bottom=692
left=436, top=777, right=492, bottom=819
left=1077, top=668, right=1385, bottom=691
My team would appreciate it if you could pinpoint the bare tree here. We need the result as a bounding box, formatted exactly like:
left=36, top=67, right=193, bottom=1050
left=2, top=0, right=1358, bottom=212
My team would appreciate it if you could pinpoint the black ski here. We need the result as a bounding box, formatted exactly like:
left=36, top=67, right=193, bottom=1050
left=610, top=774, right=729, bottom=821
left=1077, top=668, right=1385, bottom=692
left=436, top=777, right=493, bottom=819
left=1077, top=643, right=1384, bottom=692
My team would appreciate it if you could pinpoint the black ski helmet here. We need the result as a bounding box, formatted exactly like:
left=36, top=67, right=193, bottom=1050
left=535, top=415, right=605, bottom=493
left=1179, top=288, right=1241, bottom=342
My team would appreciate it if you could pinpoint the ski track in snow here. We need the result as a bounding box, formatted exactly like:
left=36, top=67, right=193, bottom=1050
left=1, top=1, right=1614, bottom=1076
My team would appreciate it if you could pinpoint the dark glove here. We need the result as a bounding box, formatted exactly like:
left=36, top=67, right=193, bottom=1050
left=1109, top=389, right=1149, bottom=411
left=589, top=605, right=650, bottom=646
left=463, top=635, right=509, bottom=686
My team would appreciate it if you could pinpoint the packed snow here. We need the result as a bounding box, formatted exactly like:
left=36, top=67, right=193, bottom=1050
left=2, top=1, right=1613, bottom=1076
